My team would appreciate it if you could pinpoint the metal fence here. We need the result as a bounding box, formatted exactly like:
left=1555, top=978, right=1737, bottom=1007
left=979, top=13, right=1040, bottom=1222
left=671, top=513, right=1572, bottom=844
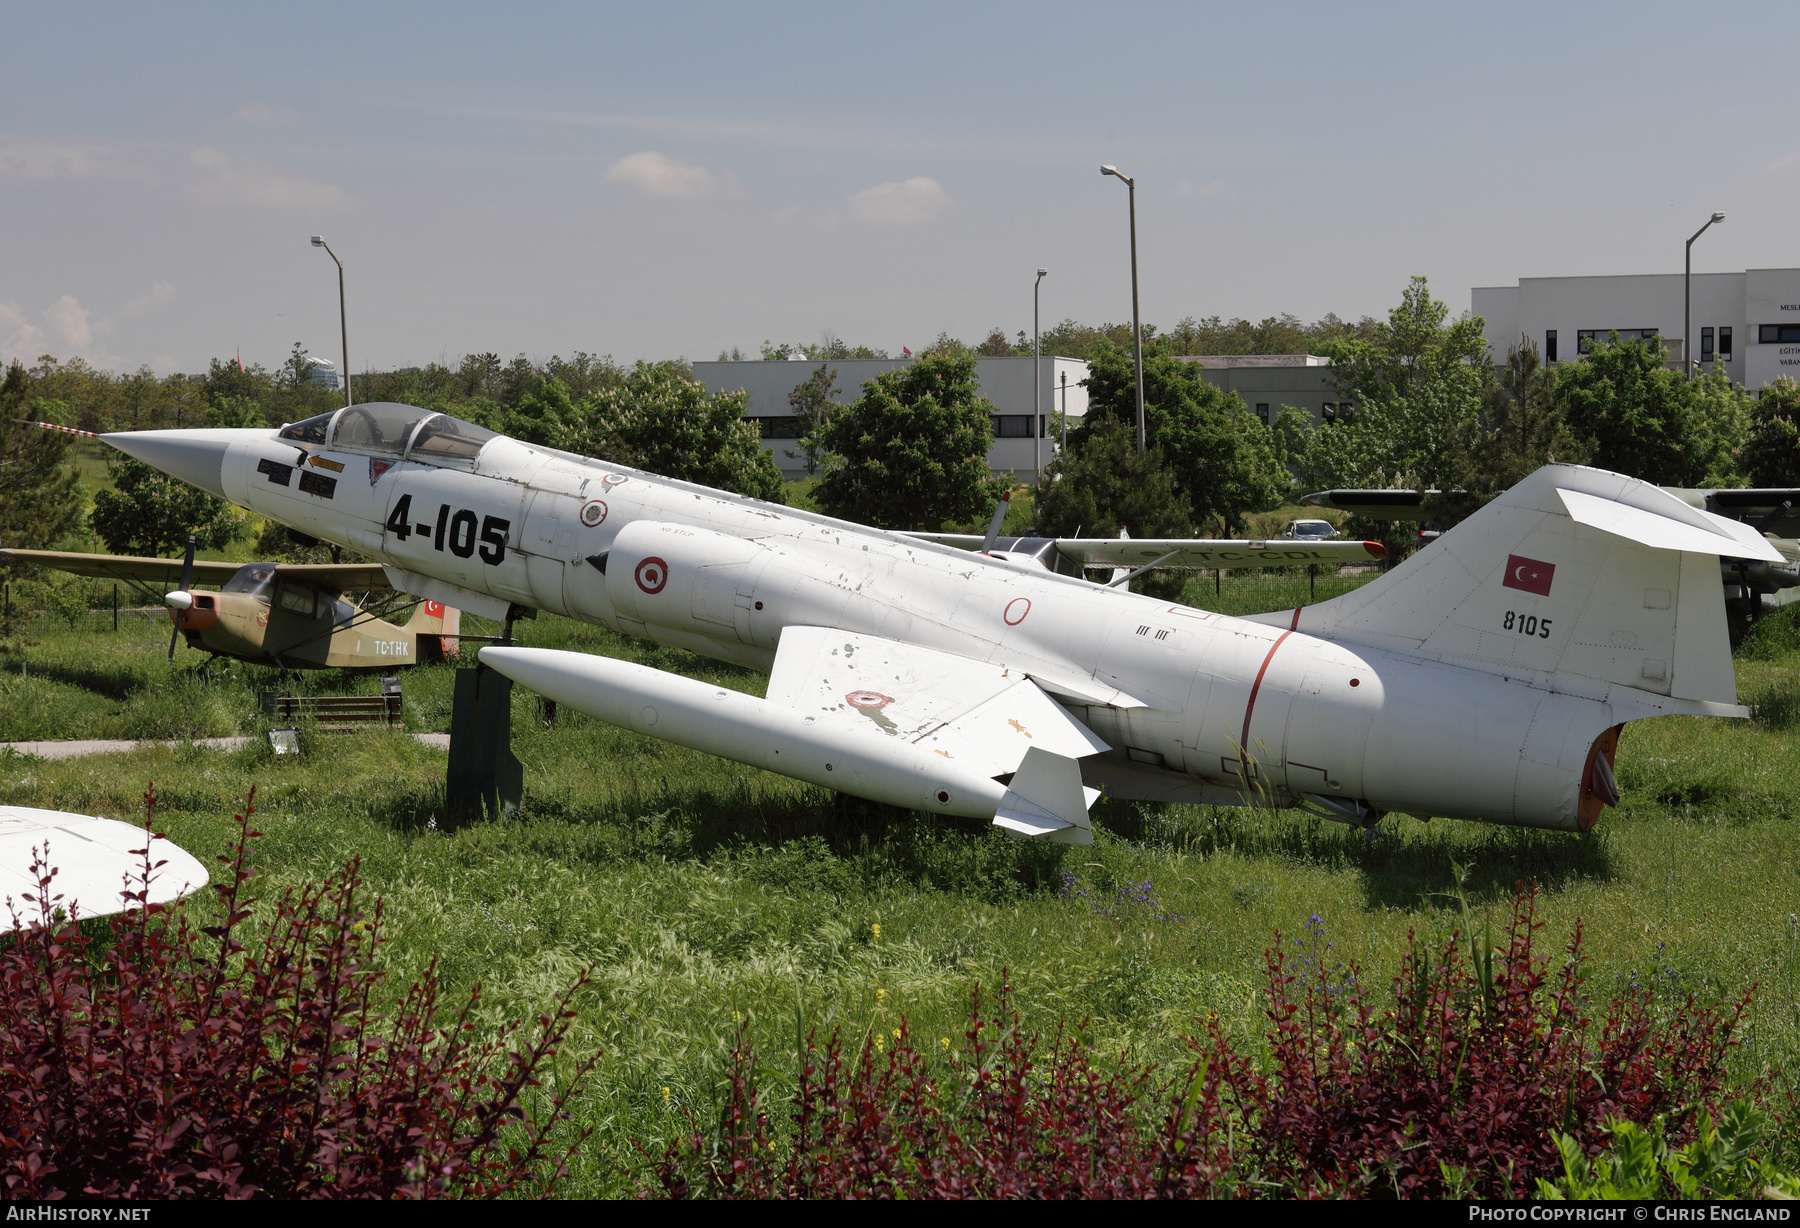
left=1170, top=565, right=1383, bottom=619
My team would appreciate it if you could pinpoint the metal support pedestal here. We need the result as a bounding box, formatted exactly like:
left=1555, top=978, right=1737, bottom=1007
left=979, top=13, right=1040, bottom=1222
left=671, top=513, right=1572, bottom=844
left=445, top=666, right=523, bottom=827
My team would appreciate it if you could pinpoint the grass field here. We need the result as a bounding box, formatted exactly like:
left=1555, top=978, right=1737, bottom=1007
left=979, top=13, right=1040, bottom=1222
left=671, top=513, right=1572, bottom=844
left=2, top=573, right=1797, bottom=1194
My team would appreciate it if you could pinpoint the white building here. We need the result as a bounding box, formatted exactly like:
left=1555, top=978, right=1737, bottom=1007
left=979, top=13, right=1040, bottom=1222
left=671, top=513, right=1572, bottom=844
left=691, top=356, right=1090, bottom=480
left=1473, top=268, right=1800, bottom=389
left=307, top=357, right=339, bottom=390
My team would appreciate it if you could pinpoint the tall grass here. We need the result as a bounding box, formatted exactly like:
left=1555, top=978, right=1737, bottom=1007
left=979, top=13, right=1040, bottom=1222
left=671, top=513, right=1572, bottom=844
left=0, top=589, right=1795, bottom=1193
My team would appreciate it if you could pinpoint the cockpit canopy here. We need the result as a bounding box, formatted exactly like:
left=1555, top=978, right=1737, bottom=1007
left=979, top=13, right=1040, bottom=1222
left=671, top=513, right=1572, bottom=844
left=222, top=563, right=277, bottom=597
left=276, top=403, right=498, bottom=462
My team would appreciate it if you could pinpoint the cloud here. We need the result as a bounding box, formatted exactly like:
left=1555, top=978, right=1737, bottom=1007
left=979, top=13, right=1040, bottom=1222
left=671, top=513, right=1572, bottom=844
left=846, top=177, right=951, bottom=227
left=1764, top=150, right=1800, bottom=174
left=603, top=150, right=734, bottom=197
left=44, top=296, right=95, bottom=350
left=183, top=147, right=351, bottom=209
left=125, top=281, right=176, bottom=317
left=0, top=301, right=44, bottom=361
left=1176, top=178, right=1236, bottom=200
left=0, top=139, right=111, bottom=179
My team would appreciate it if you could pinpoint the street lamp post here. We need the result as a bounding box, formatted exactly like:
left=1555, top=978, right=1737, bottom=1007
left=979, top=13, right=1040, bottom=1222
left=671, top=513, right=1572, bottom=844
left=1034, top=268, right=1047, bottom=479
left=1685, top=212, right=1726, bottom=378
left=1060, top=369, right=1069, bottom=452
left=310, top=235, right=352, bottom=408
left=1101, top=165, right=1145, bottom=451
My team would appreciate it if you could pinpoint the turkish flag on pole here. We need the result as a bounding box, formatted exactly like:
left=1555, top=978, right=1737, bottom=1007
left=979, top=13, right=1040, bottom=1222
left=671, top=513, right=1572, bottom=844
left=903, top=347, right=912, bottom=356
left=1502, top=554, right=1556, bottom=597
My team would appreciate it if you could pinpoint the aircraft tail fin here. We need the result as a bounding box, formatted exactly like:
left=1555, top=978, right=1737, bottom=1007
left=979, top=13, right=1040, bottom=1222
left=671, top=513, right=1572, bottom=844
left=1257, top=464, right=1780, bottom=711
left=993, top=746, right=1102, bottom=845
left=405, top=599, right=462, bottom=662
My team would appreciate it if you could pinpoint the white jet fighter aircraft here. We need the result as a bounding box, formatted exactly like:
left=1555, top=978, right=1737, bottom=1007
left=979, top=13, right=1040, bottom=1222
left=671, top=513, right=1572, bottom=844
left=90, top=404, right=1784, bottom=844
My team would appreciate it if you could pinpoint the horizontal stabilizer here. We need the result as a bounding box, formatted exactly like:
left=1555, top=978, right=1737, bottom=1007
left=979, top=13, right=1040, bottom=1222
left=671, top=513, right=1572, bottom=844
left=1557, top=487, right=1783, bottom=561
left=993, top=746, right=1100, bottom=845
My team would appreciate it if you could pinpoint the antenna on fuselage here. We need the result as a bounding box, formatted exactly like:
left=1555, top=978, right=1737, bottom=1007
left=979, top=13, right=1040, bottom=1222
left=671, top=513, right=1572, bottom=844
left=980, top=491, right=1011, bottom=555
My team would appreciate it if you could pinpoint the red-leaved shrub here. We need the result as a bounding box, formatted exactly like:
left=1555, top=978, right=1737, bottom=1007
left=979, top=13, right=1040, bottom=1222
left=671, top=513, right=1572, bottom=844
left=644, top=979, right=1232, bottom=1199
left=642, top=891, right=1747, bottom=1199
left=0, top=785, right=594, bottom=1199
left=1215, top=890, right=1746, bottom=1197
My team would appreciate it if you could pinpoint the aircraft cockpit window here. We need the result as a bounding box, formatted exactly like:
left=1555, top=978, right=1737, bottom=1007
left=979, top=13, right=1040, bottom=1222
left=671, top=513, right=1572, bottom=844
left=222, top=564, right=278, bottom=597
left=330, top=403, right=435, bottom=455
left=407, top=414, right=497, bottom=461
left=276, top=584, right=316, bottom=617
left=277, top=412, right=336, bottom=445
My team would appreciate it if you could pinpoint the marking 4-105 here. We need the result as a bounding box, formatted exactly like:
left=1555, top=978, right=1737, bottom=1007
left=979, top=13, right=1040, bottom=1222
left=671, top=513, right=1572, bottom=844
left=385, top=494, right=509, bottom=564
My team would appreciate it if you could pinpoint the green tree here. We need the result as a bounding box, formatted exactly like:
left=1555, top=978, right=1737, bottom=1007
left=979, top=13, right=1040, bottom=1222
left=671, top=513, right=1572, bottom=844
left=1430, top=336, right=1591, bottom=523
left=1307, top=276, right=1489, bottom=490
left=813, top=351, right=1002, bottom=530
left=1743, top=377, right=1800, bottom=486
left=206, top=396, right=264, bottom=429
left=572, top=361, right=784, bottom=502
left=1033, top=417, right=1194, bottom=598
left=1551, top=335, right=1746, bottom=486
left=1079, top=338, right=1287, bottom=533
left=0, top=361, right=83, bottom=551
left=90, top=455, right=243, bottom=557
left=506, top=376, right=571, bottom=448
left=787, top=362, right=840, bottom=477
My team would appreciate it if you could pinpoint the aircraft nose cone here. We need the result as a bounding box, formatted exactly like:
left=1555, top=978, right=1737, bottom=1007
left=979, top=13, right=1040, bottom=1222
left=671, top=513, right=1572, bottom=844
left=165, top=591, right=194, bottom=610
left=99, top=429, right=247, bottom=500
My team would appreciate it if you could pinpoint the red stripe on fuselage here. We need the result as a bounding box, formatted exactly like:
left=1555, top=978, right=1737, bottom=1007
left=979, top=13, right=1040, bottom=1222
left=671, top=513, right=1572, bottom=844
left=1290, top=607, right=1302, bottom=630
left=1239, top=630, right=1294, bottom=775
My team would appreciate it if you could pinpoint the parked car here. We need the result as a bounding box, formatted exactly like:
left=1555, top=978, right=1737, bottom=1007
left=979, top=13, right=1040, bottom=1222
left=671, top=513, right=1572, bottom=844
left=1279, top=518, right=1339, bottom=541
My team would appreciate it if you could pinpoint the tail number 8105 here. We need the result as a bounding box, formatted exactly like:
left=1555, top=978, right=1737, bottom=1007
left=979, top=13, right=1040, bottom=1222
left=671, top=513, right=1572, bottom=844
left=1502, top=611, right=1551, bottom=639
left=384, top=494, right=509, bottom=565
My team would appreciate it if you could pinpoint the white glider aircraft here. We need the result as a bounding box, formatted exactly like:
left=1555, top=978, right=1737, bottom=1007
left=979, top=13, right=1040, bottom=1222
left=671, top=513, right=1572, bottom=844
left=88, top=404, right=1783, bottom=844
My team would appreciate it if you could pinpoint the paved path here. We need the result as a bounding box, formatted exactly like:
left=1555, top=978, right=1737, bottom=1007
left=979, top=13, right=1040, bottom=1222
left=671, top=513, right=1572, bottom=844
left=0, top=733, right=452, bottom=761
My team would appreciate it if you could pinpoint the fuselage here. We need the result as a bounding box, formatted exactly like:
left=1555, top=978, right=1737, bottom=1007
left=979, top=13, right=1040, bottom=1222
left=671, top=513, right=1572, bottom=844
left=110, top=412, right=1654, bottom=831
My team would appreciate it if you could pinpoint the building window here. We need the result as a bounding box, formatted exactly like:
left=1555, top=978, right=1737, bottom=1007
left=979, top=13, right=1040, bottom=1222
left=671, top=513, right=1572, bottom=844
left=1702, top=327, right=1715, bottom=361
left=1576, top=328, right=1659, bottom=354
left=1255, top=403, right=1269, bottom=424
left=1720, top=327, right=1733, bottom=359
left=748, top=416, right=802, bottom=439
left=1322, top=403, right=1337, bottom=422
left=991, top=415, right=1034, bottom=438
left=1760, top=324, right=1800, bottom=344
left=1546, top=330, right=1557, bottom=363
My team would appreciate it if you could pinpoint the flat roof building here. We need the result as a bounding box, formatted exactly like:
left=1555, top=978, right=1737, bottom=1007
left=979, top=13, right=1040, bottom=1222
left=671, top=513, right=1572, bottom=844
left=1473, top=268, right=1800, bottom=389
left=691, top=356, right=1090, bottom=480
left=1178, top=354, right=1349, bottom=427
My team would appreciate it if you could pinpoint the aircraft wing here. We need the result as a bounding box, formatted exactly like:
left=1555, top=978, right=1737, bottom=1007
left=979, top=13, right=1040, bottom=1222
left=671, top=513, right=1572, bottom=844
left=1300, top=489, right=1433, bottom=519
left=0, top=548, right=245, bottom=586
left=767, top=625, right=1110, bottom=780
left=272, top=563, right=395, bottom=594
left=0, top=805, right=208, bottom=930
left=907, top=533, right=1385, bottom=569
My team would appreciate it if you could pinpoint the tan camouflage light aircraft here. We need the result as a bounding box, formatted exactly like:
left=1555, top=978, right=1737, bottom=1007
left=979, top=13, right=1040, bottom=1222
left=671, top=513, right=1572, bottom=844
left=0, top=548, right=460, bottom=670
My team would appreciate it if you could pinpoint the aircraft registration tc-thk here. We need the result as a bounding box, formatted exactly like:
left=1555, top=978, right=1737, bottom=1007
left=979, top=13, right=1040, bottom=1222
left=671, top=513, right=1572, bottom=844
left=81, top=402, right=1784, bottom=844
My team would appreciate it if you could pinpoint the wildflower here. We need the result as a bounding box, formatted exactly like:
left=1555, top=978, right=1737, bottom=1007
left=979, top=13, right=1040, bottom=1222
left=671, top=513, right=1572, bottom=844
left=892, top=1028, right=901, bottom=1041
left=876, top=987, right=886, bottom=1004
left=875, top=1033, right=885, bottom=1054
left=662, top=1086, right=670, bottom=1104
left=940, top=1037, right=950, bottom=1049
left=871, top=923, right=881, bottom=943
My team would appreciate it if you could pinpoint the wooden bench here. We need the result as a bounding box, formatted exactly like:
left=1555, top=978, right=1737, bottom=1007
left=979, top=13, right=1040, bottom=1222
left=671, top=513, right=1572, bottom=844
left=267, top=692, right=403, bottom=731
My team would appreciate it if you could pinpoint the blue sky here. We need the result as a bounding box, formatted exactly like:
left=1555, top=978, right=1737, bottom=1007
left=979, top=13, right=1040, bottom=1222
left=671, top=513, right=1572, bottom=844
left=6, top=2, right=1798, bottom=374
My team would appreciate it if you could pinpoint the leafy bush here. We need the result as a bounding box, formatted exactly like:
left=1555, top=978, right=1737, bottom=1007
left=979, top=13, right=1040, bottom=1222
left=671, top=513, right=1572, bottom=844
left=1538, top=1102, right=1799, bottom=1200
left=0, top=785, right=593, bottom=1198
left=639, top=890, right=1747, bottom=1199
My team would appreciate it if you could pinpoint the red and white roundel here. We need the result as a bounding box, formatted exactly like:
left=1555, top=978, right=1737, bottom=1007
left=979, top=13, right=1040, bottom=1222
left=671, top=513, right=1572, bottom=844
left=845, top=691, right=892, bottom=709
left=425, top=600, right=445, bottom=617
left=1003, top=597, right=1031, bottom=626
left=580, top=499, right=608, bottom=527
left=602, top=473, right=629, bottom=488
left=635, top=556, right=669, bottom=594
